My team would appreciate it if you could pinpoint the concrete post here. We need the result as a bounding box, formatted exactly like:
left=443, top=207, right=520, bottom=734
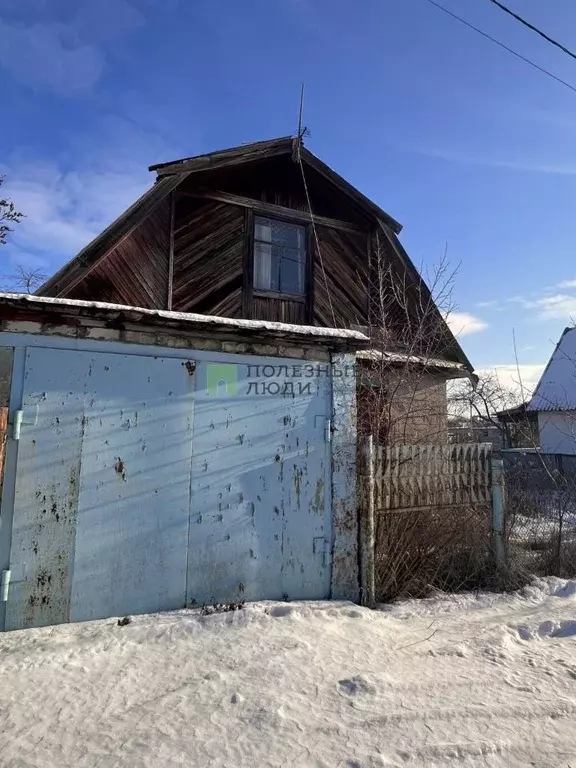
left=491, top=456, right=506, bottom=568
left=358, top=435, right=376, bottom=607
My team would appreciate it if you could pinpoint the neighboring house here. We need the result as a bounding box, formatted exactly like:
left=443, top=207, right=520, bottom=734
left=448, top=416, right=503, bottom=451
left=37, top=136, right=474, bottom=443
left=496, top=403, right=539, bottom=450
left=528, top=327, right=576, bottom=454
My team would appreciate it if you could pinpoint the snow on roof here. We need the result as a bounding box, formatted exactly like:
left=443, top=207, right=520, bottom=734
left=357, top=348, right=468, bottom=374
left=0, top=293, right=370, bottom=344
left=528, top=327, right=576, bottom=411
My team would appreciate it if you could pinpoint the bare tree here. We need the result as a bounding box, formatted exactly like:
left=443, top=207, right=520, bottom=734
left=0, top=176, right=23, bottom=246
left=0, top=177, right=47, bottom=293
left=357, top=236, right=527, bottom=599
left=357, top=232, right=465, bottom=445
left=449, top=371, right=522, bottom=447
left=3, top=265, right=47, bottom=294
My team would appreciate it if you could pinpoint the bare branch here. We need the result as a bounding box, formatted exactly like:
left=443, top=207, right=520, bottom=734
left=0, top=176, right=24, bottom=246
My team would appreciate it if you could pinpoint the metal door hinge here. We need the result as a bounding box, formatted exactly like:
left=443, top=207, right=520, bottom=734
left=11, top=405, right=39, bottom=440
left=1, top=569, right=10, bottom=602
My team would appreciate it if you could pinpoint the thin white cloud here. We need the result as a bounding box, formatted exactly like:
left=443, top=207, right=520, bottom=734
left=476, top=300, right=499, bottom=309
left=523, top=294, right=576, bottom=321
left=0, top=20, right=104, bottom=95
left=408, top=145, right=576, bottom=176
left=476, top=364, right=546, bottom=401
left=0, top=2, right=146, bottom=95
left=2, top=163, right=150, bottom=263
left=558, top=279, right=576, bottom=289
left=1, top=117, right=179, bottom=272
left=445, top=311, right=488, bottom=337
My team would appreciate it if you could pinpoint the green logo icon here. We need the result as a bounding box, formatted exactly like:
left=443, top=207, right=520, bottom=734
left=207, top=363, right=237, bottom=396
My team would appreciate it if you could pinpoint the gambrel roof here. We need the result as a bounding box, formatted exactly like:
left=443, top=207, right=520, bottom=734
left=36, top=136, right=473, bottom=374
left=39, top=137, right=404, bottom=298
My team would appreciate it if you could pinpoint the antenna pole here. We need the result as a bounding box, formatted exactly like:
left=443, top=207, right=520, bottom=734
left=297, top=82, right=305, bottom=138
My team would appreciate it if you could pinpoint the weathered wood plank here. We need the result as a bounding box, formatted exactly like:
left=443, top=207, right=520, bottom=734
left=172, top=199, right=244, bottom=316
left=180, top=188, right=366, bottom=234
left=68, top=197, right=171, bottom=309
left=252, top=296, right=307, bottom=324
left=39, top=174, right=185, bottom=298
left=167, top=192, right=175, bottom=310
left=242, top=208, right=254, bottom=319
left=313, top=225, right=370, bottom=327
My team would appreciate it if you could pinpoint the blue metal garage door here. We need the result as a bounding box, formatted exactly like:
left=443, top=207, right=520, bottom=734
left=5, top=348, right=332, bottom=629
left=187, top=359, right=332, bottom=606
left=6, top=348, right=195, bottom=630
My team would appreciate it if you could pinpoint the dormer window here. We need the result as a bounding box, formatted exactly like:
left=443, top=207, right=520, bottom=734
left=253, top=216, right=307, bottom=297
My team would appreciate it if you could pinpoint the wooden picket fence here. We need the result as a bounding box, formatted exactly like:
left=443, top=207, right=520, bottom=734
left=373, top=442, right=493, bottom=512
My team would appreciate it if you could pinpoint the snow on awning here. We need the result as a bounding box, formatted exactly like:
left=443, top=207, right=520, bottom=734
left=357, top=348, right=468, bottom=375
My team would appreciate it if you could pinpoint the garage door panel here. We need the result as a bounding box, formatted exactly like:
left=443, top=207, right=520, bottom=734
left=188, top=361, right=332, bottom=606
left=5, top=348, right=88, bottom=630
left=70, top=354, right=194, bottom=622
left=7, top=349, right=195, bottom=630
left=7, top=348, right=333, bottom=630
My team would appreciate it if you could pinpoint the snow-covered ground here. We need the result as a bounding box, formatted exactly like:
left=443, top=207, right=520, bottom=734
left=1, top=579, right=576, bottom=768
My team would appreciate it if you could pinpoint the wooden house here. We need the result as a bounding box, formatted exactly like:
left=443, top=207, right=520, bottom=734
left=38, top=136, right=473, bottom=441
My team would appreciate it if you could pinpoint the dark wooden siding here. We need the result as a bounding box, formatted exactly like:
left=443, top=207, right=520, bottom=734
left=313, top=226, right=370, bottom=327
left=68, top=197, right=171, bottom=308
left=178, top=155, right=373, bottom=227
left=172, top=199, right=244, bottom=316
left=251, top=296, right=307, bottom=324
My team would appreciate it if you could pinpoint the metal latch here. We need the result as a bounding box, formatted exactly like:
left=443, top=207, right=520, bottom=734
left=314, top=416, right=332, bottom=443
left=313, top=537, right=332, bottom=567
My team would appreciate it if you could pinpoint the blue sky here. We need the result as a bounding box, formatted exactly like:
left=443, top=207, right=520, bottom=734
left=2, top=0, right=576, bottom=394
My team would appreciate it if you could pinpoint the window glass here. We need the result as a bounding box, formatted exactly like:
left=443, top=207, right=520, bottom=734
left=253, top=217, right=306, bottom=295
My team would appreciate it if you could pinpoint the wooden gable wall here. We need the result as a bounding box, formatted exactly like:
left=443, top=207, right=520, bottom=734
left=67, top=197, right=171, bottom=308
left=171, top=199, right=244, bottom=317
left=314, top=226, right=370, bottom=328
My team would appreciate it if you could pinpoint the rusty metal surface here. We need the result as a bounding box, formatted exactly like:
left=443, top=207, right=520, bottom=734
left=4, top=341, right=342, bottom=629
left=6, top=348, right=87, bottom=629
left=6, top=348, right=195, bottom=629
left=330, top=352, right=359, bottom=601
left=187, top=359, right=332, bottom=605
left=69, top=352, right=194, bottom=622
left=0, top=347, right=13, bottom=508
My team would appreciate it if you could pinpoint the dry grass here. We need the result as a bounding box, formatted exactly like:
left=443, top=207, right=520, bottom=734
left=375, top=503, right=493, bottom=601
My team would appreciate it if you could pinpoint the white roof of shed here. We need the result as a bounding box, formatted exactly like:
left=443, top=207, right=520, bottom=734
left=528, top=327, right=576, bottom=411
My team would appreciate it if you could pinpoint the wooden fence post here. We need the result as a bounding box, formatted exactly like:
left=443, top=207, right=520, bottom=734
left=491, top=457, right=506, bottom=568
left=358, top=435, right=375, bottom=607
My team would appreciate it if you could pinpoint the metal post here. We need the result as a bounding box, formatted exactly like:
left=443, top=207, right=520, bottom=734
left=359, top=435, right=375, bottom=607
left=491, top=456, right=506, bottom=568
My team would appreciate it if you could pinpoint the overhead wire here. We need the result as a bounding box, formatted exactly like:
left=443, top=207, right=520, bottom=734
left=486, top=0, right=576, bottom=62
left=295, top=136, right=337, bottom=328
left=423, top=0, right=576, bottom=95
